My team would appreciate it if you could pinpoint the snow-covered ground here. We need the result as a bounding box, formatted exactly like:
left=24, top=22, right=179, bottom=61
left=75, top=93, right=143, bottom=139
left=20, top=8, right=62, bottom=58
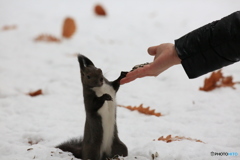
left=1, top=0, right=240, bottom=160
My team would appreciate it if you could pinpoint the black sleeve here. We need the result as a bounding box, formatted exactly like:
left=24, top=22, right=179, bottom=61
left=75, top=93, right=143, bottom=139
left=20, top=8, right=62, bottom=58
left=175, top=11, right=240, bottom=79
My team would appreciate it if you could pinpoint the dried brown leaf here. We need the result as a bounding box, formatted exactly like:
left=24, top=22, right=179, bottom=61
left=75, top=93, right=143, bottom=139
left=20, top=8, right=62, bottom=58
left=28, top=89, right=43, bottom=97
left=199, top=70, right=240, bottom=91
left=154, top=135, right=204, bottom=143
left=62, top=17, right=76, bottom=38
left=118, top=104, right=162, bottom=117
left=34, top=34, right=61, bottom=42
left=2, top=25, right=17, bottom=31
left=199, top=70, right=223, bottom=91
left=94, top=4, right=107, bottom=16
left=220, top=76, right=240, bottom=89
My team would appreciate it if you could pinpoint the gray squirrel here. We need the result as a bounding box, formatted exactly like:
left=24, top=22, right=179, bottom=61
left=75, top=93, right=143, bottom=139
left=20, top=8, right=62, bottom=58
left=56, top=54, right=128, bottom=160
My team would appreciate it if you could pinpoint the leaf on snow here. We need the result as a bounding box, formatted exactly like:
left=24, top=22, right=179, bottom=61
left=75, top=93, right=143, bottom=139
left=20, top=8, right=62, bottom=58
left=1, top=25, right=17, bottom=31
left=118, top=104, right=162, bottom=117
left=34, top=34, right=61, bottom=42
left=28, top=89, right=43, bottom=97
left=62, top=17, right=76, bottom=38
left=154, top=135, right=204, bottom=143
left=221, top=76, right=240, bottom=89
left=94, top=4, right=107, bottom=16
left=199, top=70, right=240, bottom=91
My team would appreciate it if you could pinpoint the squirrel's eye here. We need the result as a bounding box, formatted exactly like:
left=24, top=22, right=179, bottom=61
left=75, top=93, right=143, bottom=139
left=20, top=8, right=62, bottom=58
left=87, top=75, right=91, bottom=79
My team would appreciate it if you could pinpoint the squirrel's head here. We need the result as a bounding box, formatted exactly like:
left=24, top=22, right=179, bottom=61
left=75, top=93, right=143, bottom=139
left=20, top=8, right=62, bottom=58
left=78, top=54, right=104, bottom=88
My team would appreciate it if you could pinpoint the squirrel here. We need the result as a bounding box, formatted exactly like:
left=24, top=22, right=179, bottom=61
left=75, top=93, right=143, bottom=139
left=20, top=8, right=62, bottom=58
left=56, top=54, right=128, bottom=160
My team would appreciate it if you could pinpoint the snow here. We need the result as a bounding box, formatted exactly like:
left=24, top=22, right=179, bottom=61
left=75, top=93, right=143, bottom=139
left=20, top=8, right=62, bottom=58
left=0, top=0, right=240, bottom=160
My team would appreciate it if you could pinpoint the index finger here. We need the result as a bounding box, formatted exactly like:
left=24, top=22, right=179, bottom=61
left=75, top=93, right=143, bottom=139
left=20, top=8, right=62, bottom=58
left=120, top=76, right=137, bottom=84
left=120, top=64, right=152, bottom=84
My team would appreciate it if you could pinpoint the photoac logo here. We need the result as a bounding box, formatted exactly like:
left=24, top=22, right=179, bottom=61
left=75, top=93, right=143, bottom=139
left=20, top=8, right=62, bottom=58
left=211, top=151, right=238, bottom=156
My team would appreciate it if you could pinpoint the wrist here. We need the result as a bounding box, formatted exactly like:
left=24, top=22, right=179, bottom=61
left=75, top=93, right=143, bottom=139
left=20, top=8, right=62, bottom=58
left=172, top=44, right=181, bottom=65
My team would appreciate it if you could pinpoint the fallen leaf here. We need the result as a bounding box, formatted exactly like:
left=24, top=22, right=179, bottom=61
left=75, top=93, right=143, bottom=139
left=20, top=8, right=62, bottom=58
left=154, top=135, right=204, bottom=143
left=199, top=70, right=240, bottom=91
left=199, top=70, right=222, bottom=91
left=2, top=25, right=17, bottom=31
left=62, top=17, right=76, bottom=38
left=28, top=89, right=43, bottom=97
left=118, top=104, right=162, bottom=117
left=94, top=4, right=107, bottom=16
left=34, top=34, right=61, bottom=42
left=221, top=76, right=240, bottom=89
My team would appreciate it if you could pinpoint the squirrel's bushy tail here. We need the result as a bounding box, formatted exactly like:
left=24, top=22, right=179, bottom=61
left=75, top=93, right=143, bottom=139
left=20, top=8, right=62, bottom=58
left=56, top=138, right=83, bottom=158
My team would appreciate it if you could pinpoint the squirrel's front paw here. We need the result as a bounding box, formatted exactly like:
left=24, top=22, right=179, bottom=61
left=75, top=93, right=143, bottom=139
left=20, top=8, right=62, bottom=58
left=102, top=94, right=112, bottom=101
left=119, top=71, right=128, bottom=79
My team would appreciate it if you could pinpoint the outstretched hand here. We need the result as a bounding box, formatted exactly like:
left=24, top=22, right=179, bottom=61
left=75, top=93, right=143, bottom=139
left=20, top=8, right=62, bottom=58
left=120, top=43, right=181, bottom=84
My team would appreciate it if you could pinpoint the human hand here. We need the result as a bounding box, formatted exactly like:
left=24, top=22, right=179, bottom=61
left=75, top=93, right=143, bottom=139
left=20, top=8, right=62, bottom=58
left=120, top=43, right=181, bottom=84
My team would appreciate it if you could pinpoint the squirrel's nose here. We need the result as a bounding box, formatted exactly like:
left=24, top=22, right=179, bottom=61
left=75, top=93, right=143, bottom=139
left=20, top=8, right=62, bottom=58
left=100, top=77, right=103, bottom=83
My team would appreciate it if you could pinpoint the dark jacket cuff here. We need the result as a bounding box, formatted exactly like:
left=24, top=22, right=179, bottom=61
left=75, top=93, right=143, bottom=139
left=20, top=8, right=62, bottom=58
left=175, top=11, right=240, bottom=79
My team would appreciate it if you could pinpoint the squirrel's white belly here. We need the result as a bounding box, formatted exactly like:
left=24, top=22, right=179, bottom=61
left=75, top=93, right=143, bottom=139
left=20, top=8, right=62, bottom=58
left=92, top=82, right=116, bottom=157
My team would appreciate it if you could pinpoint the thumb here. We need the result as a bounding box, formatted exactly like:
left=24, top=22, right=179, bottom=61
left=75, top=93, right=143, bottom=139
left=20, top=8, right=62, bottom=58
left=147, top=45, right=158, bottom=56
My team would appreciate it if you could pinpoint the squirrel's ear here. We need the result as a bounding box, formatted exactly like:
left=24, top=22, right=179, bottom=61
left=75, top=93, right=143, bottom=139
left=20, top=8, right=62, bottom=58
left=78, top=54, right=95, bottom=70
